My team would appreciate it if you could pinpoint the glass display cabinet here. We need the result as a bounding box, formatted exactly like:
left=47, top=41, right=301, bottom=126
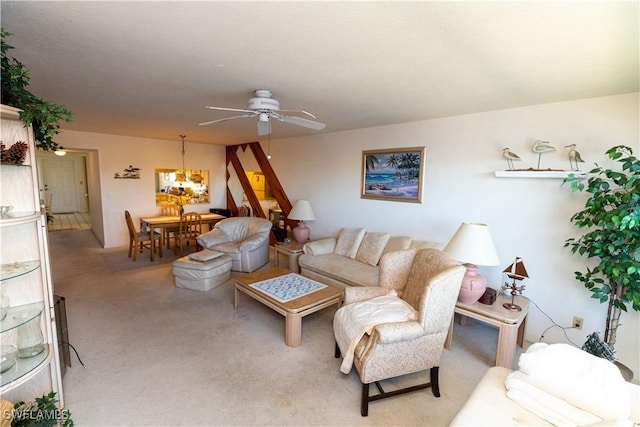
left=0, top=104, right=63, bottom=406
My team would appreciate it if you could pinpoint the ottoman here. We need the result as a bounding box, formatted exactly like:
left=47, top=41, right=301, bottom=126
left=172, top=250, right=232, bottom=291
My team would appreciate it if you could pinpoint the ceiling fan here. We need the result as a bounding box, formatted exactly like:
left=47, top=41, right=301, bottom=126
left=198, top=89, right=326, bottom=136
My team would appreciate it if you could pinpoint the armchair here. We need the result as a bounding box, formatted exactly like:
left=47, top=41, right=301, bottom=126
left=333, top=248, right=465, bottom=416
left=196, top=217, right=272, bottom=272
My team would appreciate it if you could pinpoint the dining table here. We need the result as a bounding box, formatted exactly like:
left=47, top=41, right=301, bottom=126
left=140, top=212, right=225, bottom=261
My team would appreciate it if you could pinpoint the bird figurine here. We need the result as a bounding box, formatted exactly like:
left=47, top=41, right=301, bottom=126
left=502, top=148, right=521, bottom=170
left=531, top=140, right=557, bottom=169
left=565, top=144, right=585, bottom=170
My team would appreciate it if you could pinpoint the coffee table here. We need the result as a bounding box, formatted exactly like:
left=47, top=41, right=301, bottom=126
left=234, top=267, right=342, bottom=347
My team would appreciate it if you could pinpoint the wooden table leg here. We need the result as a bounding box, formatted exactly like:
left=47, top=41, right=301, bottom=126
left=274, top=248, right=281, bottom=267
left=444, top=316, right=454, bottom=350
left=149, top=224, right=155, bottom=261
left=496, top=323, right=519, bottom=369
left=234, top=285, right=239, bottom=310
left=285, top=312, right=302, bottom=347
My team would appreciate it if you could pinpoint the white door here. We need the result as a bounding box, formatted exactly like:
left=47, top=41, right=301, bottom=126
left=41, top=158, right=77, bottom=213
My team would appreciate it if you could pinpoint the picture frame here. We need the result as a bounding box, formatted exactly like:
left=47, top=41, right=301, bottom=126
left=361, top=146, right=426, bottom=203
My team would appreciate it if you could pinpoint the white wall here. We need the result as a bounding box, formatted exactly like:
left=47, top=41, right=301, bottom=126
left=54, top=93, right=639, bottom=377
left=268, top=93, right=639, bottom=377
left=54, top=132, right=227, bottom=248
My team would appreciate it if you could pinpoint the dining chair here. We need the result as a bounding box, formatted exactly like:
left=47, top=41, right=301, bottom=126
left=160, top=203, right=180, bottom=249
left=124, top=210, right=162, bottom=261
left=174, top=212, right=202, bottom=257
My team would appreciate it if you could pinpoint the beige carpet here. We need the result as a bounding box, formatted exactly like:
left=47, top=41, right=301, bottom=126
left=49, top=230, right=519, bottom=426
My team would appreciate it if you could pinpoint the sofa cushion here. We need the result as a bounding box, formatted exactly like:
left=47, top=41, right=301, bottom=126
left=188, top=249, right=224, bottom=262
left=410, top=240, right=443, bottom=250
left=382, top=236, right=413, bottom=254
left=356, top=232, right=391, bottom=267
left=334, top=228, right=366, bottom=259
left=298, top=253, right=378, bottom=287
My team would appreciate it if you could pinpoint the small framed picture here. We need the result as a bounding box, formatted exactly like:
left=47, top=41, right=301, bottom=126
left=361, top=146, right=426, bottom=203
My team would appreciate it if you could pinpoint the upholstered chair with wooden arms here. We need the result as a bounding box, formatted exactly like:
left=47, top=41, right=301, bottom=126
left=333, top=248, right=465, bottom=416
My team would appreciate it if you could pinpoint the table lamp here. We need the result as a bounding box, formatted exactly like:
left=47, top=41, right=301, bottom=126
left=444, top=222, right=500, bottom=304
left=288, top=200, right=315, bottom=243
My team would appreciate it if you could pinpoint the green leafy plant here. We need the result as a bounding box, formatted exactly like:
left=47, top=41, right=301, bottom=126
left=564, top=145, right=640, bottom=348
left=11, top=391, right=73, bottom=427
left=1, top=28, right=73, bottom=151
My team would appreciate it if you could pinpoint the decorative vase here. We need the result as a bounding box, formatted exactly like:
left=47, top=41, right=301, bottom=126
left=457, top=264, right=487, bottom=304
left=16, top=313, right=45, bottom=358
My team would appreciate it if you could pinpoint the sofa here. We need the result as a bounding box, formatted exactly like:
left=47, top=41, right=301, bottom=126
left=196, top=217, right=272, bottom=272
left=451, top=343, right=640, bottom=427
left=298, top=227, right=442, bottom=289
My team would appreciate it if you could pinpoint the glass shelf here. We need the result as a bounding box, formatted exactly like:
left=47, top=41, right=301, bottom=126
left=0, top=260, right=40, bottom=282
left=0, top=211, right=40, bottom=225
left=0, top=343, right=51, bottom=388
left=0, top=302, right=44, bottom=333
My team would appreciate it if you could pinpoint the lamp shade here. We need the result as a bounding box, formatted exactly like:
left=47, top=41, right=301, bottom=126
left=444, top=222, right=500, bottom=266
left=288, top=200, right=315, bottom=221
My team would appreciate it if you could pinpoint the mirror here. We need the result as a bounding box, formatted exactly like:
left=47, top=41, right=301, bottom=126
left=155, top=168, right=210, bottom=206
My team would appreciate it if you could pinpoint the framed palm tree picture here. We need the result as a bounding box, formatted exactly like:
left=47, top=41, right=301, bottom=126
left=361, top=146, right=426, bottom=203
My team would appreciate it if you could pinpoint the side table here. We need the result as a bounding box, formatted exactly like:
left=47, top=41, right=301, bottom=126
left=274, top=241, right=305, bottom=273
left=445, top=294, right=529, bottom=369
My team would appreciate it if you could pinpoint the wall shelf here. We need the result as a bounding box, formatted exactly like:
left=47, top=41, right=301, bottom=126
left=494, top=170, right=587, bottom=179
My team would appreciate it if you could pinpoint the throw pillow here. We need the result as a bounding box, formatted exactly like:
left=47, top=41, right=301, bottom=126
left=334, top=228, right=366, bottom=259
left=382, top=236, right=413, bottom=254
left=356, top=232, right=391, bottom=266
left=189, top=249, right=224, bottom=262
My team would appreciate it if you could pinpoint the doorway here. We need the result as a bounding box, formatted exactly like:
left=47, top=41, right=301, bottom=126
left=36, top=151, right=89, bottom=216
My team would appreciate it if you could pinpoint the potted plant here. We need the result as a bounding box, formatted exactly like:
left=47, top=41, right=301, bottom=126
left=564, top=145, right=640, bottom=354
left=1, top=28, right=73, bottom=151
left=3, top=391, right=73, bottom=427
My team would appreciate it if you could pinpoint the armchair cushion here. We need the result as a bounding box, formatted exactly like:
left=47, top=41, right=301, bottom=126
left=356, top=232, right=391, bottom=266
left=188, top=249, right=225, bottom=262
left=334, top=294, right=417, bottom=374
left=196, top=228, right=232, bottom=248
left=334, top=228, right=366, bottom=259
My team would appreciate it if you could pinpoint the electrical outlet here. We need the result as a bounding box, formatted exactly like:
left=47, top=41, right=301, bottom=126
left=573, top=316, right=584, bottom=330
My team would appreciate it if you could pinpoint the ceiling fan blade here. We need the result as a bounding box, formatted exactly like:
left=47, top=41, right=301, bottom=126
left=205, top=106, right=253, bottom=114
left=276, top=109, right=317, bottom=119
left=198, top=113, right=256, bottom=127
left=257, top=118, right=271, bottom=136
left=278, top=115, right=326, bottom=131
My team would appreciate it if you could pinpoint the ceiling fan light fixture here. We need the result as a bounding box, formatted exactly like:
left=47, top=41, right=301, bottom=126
left=199, top=89, right=326, bottom=135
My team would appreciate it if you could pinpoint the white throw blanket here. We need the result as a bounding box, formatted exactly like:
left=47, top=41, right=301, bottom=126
left=333, top=294, right=417, bottom=374
left=513, top=343, right=630, bottom=420
left=505, top=370, right=602, bottom=427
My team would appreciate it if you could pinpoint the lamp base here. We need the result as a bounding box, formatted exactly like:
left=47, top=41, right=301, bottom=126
left=292, top=221, right=310, bottom=243
left=457, top=264, right=487, bottom=304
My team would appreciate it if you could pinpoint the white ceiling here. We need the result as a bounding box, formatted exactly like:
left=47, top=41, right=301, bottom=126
left=1, top=1, right=638, bottom=146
